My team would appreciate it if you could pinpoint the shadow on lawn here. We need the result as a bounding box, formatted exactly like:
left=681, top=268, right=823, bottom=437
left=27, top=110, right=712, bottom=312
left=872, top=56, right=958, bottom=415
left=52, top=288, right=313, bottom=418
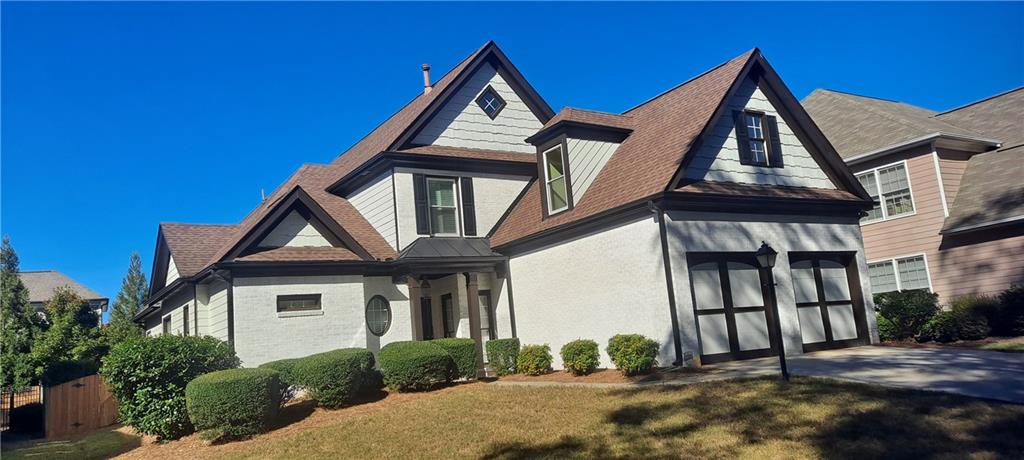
left=478, top=377, right=1024, bottom=459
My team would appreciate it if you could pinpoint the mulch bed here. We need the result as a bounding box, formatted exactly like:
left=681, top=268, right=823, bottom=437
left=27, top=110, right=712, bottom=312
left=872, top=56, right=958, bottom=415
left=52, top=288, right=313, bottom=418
left=496, top=367, right=708, bottom=384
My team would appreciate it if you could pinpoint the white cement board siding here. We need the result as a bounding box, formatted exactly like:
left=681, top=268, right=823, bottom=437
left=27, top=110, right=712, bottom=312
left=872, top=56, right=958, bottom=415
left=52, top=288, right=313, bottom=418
left=258, top=210, right=331, bottom=248
left=348, top=174, right=398, bottom=250
left=664, top=212, right=878, bottom=362
left=206, top=281, right=230, bottom=342
left=684, top=78, right=836, bottom=189
left=195, top=284, right=210, bottom=336
left=566, top=138, right=619, bottom=203
left=394, top=169, right=529, bottom=250
left=165, top=256, right=180, bottom=286
left=509, top=217, right=675, bottom=368
left=411, top=62, right=542, bottom=154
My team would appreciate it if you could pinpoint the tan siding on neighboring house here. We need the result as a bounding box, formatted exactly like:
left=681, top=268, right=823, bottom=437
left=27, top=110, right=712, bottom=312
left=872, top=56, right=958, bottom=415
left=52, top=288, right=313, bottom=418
left=935, top=148, right=973, bottom=208
left=933, top=230, right=1024, bottom=299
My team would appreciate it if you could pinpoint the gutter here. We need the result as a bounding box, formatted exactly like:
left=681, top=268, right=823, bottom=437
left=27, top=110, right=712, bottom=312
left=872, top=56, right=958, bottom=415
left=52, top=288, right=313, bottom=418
left=843, top=132, right=1001, bottom=166
left=940, top=215, right=1024, bottom=236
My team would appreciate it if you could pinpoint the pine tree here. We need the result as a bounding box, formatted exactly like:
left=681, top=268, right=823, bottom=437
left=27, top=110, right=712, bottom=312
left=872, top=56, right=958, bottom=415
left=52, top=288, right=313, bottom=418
left=104, top=252, right=148, bottom=345
left=1, top=235, right=41, bottom=391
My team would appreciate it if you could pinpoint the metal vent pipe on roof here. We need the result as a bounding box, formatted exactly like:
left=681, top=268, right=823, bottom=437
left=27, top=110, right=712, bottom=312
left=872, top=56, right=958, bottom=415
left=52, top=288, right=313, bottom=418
left=422, top=64, right=432, bottom=94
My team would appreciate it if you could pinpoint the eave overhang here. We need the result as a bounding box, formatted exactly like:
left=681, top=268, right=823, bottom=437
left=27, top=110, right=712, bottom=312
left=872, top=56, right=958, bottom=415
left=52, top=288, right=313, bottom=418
left=843, top=132, right=1002, bottom=166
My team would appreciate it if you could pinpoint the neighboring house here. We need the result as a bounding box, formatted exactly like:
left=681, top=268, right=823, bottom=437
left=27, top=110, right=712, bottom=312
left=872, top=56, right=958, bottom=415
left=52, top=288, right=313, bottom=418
left=803, top=88, right=1024, bottom=302
left=19, top=270, right=109, bottom=325
left=136, top=42, right=879, bottom=370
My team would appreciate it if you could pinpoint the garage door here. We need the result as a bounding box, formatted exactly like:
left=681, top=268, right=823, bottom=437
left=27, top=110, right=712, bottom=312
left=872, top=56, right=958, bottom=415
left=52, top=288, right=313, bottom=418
left=688, top=254, right=779, bottom=364
left=789, top=253, right=869, bottom=352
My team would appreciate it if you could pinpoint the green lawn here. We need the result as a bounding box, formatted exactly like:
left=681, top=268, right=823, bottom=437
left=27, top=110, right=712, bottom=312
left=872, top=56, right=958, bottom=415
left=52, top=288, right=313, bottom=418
left=219, top=377, right=1023, bottom=459
left=1, top=427, right=140, bottom=460
left=979, top=341, right=1024, bottom=352
left=7, top=377, right=1022, bottom=459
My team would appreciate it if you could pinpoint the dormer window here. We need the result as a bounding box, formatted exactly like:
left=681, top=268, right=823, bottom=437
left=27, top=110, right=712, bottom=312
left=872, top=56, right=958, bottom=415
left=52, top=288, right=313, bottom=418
left=543, top=145, right=570, bottom=214
left=734, top=110, right=784, bottom=168
left=475, top=86, right=506, bottom=119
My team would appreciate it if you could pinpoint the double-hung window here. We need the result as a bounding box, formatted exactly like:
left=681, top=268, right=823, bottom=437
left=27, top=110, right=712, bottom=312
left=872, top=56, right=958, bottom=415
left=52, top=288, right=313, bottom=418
left=867, top=255, right=930, bottom=294
left=427, top=177, right=459, bottom=236
left=543, top=145, right=569, bottom=214
left=744, top=112, right=768, bottom=166
left=856, top=162, right=914, bottom=223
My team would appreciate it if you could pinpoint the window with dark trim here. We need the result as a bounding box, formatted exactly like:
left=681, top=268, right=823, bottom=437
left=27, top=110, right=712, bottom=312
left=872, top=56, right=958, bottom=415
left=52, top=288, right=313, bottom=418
left=543, top=145, right=570, bottom=214
left=479, top=290, right=496, bottom=341
left=441, top=293, right=456, bottom=338
left=183, top=305, right=189, bottom=336
left=277, top=294, right=322, bottom=313
left=744, top=112, right=768, bottom=165
left=475, top=85, right=506, bottom=119
left=366, top=295, right=392, bottom=336
left=734, top=110, right=784, bottom=168
left=426, top=177, right=460, bottom=236
left=162, top=315, right=171, bottom=335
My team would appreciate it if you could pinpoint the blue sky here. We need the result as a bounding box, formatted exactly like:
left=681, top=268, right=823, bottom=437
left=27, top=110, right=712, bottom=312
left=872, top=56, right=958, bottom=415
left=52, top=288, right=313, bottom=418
left=2, top=2, right=1022, bottom=312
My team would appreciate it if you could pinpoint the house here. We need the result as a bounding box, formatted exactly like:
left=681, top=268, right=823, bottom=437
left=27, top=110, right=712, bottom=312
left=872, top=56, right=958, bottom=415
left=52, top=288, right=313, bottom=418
left=135, top=42, right=879, bottom=370
left=803, top=88, right=1024, bottom=302
left=19, top=270, right=109, bottom=326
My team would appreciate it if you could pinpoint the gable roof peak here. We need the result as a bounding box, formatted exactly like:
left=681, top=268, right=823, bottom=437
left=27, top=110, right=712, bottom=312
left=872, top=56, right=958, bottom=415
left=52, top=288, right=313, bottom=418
left=623, top=49, right=758, bottom=115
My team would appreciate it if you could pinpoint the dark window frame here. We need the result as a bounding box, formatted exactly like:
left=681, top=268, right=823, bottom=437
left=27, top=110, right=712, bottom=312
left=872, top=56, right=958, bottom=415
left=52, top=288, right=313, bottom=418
left=734, top=109, right=784, bottom=169
left=183, top=305, right=189, bottom=337
left=162, top=315, right=171, bottom=335
left=441, top=293, right=456, bottom=338
left=365, top=295, right=392, bottom=337
left=536, top=135, right=575, bottom=218
left=425, top=175, right=462, bottom=237
left=478, top=289, right=496, bottom=340
left=475, top=85, right=507, bottom=120
left=276, top=294, right=322, bottom=313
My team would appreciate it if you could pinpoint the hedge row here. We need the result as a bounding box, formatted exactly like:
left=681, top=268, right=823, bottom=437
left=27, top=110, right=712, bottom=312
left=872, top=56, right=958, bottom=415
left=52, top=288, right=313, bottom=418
left=875, top=285, right=1023, bottom=343
left=487, top=334, right=660, bottom=377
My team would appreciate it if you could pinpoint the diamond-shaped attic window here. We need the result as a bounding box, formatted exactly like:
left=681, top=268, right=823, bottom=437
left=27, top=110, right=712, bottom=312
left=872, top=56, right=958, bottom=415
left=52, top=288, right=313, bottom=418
left=475, top=85, right=506, bottom=119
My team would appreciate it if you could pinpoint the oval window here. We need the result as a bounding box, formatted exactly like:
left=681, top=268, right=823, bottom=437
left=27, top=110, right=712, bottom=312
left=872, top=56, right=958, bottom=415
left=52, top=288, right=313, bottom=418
left=366, top=295, right=392, bottom=336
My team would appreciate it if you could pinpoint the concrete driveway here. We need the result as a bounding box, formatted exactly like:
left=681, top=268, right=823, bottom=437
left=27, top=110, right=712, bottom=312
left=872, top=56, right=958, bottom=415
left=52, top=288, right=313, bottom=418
left=715, top=345, right=1024, bottom=403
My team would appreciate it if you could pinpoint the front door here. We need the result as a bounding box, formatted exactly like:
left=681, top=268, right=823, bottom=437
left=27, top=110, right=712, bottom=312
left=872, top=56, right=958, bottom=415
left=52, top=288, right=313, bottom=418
left=688, top=253, right=778, bottom=364
left=420, top=297, right=434, bottom=340
left=789, top=253, right=869, bottom=352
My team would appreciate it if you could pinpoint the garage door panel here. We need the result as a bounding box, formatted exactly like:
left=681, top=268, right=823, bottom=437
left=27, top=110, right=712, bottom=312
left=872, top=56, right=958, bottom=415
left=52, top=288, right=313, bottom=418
left=727, top=262, right=764, bottom=307
left=828, top=303, right=858, bottom=340
left=735, top=310, right=771, bottom=351
left=798, top=306, right=827, bottom=344
left=698, top=313, right=731, bottom=355
left=691, top=263, right=724, bottom=310
left=820, top=261, right=851, bottom=302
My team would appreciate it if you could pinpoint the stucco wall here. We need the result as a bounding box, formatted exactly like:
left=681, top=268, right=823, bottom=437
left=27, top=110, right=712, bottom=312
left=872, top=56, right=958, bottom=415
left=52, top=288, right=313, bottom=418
left=509, top=217, right=675, bottom=368
left=665, top=211, right=878, bottom=361
left=231, top=275, right=412, bottom=366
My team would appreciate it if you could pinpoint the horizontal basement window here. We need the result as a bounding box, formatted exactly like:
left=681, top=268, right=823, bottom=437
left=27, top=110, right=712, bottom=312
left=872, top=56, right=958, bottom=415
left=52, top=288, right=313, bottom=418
left=277, top=294, right=322, bottom=313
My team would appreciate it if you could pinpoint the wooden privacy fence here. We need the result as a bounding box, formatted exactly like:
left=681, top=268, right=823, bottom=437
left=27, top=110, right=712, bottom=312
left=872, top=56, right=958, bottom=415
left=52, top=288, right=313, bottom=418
left=44, top=374, right=118, bottom=438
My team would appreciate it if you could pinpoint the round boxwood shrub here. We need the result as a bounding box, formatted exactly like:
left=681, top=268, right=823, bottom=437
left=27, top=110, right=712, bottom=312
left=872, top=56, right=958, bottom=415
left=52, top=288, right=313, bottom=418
left=430, top=338, right=477, bottom=380
left=560, top=339, right=600, bottom=376
left=874, top=290, right=939, bottom=340
left=292, top=349, right=378, bottom=408
left=606, top=334, right=658, bottom=376
left=485, top=338, right=520, bottom=376
left=516, top=344, right=553, bottom=376
left=101, top=335, right=240, bottom=440
left=379, top=341, right=455, bottom=392
left=918, top=311, right=960, bottom=343
left=186, top=368, right=281, bottom=441
left=876, top=314, right=898, bottom=342
left=258, top=357, right=303, bottom=403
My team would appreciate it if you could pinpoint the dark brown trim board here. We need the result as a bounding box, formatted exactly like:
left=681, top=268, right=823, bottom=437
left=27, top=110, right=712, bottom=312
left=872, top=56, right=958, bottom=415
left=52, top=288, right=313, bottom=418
left=655, top=206, right=684, bottom=366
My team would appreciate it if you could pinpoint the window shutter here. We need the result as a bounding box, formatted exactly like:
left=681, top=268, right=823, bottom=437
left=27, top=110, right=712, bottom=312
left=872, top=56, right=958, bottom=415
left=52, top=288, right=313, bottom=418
left=413, top=174, right=430, bottom=235
left=766, top=115, right=784, bottom=168
left=733, top=111, right=753, bottom=164
left=461, top=177, right=477, bottom=236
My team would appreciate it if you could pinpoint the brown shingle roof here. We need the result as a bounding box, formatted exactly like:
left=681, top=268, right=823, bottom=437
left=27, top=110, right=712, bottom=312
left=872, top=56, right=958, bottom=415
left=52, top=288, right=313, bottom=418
left=936, top=87, right=1024, bottom=152
left=491, top=50, right=755, bottom=247
left=234, top=246, right=362, bottom=263
left=160, top=223, right=237, bottom=277
left=19, top=271, right=106, bottom=303
left=802, top=89, right=989, bottom=159
left=540, top=107, right=635, bottom=131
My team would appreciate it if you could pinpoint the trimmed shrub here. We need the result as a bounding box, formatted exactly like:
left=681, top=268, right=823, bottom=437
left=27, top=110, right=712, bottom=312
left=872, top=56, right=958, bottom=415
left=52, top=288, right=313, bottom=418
left=560, top=339, right=600, bottom=376
left=485, top=338, right=520, bottom=376
left=186, top=368, right=281, bottom=441
left=101, top=335, right=239, bottom=440
left=292, top=349, right=378, bottom=408
left=40, top=359, right=99, bottom=386
left=431, top=338, right=477, bottom=380
left=258, top=357, right=302, bottom=404
left=874, top=290, right=939, bottom=340
left=876, top=314, right=898, bottom=342
left=997, top=285, right=1024, bottom=336
left=919, top=311, right=960, bottom=343
left=516, top=344, right=553, bottom=376
left=606, top=334, right=659, bottom=376
left=379, top=341, right=455, bottom=392
left=957, top=314, right=990, bottom=341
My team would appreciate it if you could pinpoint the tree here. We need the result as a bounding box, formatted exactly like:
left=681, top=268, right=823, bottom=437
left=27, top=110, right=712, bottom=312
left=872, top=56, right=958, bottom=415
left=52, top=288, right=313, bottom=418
left=1, top=235, right=41, bottom=392
left=104, top=252, right=148, bottom=345
left=31, top=287, right=104, bottom=377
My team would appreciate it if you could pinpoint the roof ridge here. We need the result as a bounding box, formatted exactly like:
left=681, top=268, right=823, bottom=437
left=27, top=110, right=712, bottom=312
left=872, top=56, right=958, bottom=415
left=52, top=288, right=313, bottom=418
left=816, top=90, right=947, bottom=137
left=813, top=88, right=902, bottom=104
left=623, top=49, right=757, bottom=115
left=935, top=86, right=1024, bottom=116
left=562, top=107, right=632, bottom=118
left=19, top=270, right=57, bottom=273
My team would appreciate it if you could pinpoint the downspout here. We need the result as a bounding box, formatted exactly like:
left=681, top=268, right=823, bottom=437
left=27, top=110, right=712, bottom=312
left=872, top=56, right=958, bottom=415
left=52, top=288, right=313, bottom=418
left=650, top=200, right=684, bottom=366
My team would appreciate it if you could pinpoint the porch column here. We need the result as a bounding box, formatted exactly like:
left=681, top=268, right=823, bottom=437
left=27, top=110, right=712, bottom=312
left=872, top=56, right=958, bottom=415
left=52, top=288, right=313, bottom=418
left=464, top=272, right=485, bottom=375
left=407, top=276, right=422, bottom=340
